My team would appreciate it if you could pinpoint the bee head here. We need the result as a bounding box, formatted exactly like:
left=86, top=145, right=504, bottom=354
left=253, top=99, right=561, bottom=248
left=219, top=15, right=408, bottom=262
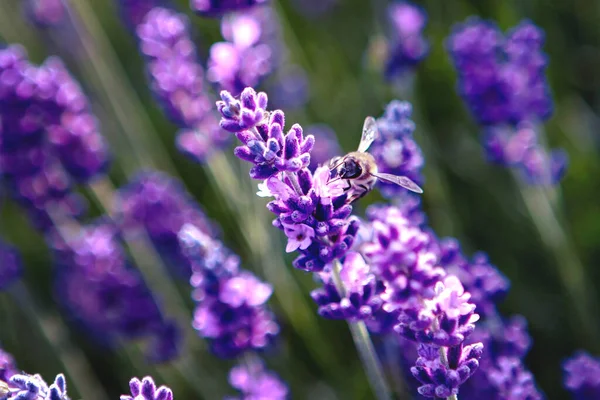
left=339, top=157, right=362, bottom=179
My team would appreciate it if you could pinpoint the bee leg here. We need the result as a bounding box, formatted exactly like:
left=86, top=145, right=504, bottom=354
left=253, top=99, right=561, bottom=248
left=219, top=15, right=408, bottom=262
left=349, top=185, right=370, bottom=204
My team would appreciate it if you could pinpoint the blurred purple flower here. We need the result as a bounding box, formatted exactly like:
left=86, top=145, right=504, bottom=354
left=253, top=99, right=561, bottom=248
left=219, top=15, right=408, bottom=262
left=179, top=224, right=279, bottom=358
left=5, top=373, right=68, bottom=400
left=311, top=252, right=386, bottom=321
left=135, top=7, right=229, bottom=162
left=118, top=0, right=162, bottom=28
left=0, top=241, right=22, bottom=290
left=121, top=376, right=173, bottom=400
left=484, top=124, right=568, bottom=185
left=190, top=0, right=269, bottom=17
left=306, top=124, right=341, bottom=172
left=115, top=171, right=214, bottom=277
left=370, top=100, right=424, bottom=198
left=385, top=2, right=429, bottom=80
left=447, top=19, right=552, bottom=125
left=269, top=65, right=310, bottom=111
left=0, top=45, right=109, bottom=229
left=225, top=359, right=288, bottom=400
left=563, top=352, right=600, bottom=400
left=207, top=8, right=276, bottom=95
left=24, top=0, right=68, bottom=27
left=52, top=222, right=179, bottom=362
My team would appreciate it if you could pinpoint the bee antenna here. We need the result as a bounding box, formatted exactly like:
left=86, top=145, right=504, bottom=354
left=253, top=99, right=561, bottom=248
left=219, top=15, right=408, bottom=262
left=329, top=160, right=345, bottom=172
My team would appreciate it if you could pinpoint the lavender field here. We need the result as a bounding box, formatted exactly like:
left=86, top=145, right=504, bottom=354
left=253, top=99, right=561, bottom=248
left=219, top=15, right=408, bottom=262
left=1, top=0, right=600, bottom=399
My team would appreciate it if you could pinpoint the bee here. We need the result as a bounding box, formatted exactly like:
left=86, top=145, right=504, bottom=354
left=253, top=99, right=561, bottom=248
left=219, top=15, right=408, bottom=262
left=0, top=380, right=9, bottom=397
left=328, top=116, right=423, bottom=203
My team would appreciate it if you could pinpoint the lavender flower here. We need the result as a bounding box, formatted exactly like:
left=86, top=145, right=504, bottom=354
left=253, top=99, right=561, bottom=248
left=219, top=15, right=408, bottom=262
left=4, top=373, right=68, bottom=400
left=218, top=88, right=362, bottom=272
left=118, top=0, right=162, bottom=28
left=411, top=342, right=483, bottom=398
left=311, top=252, right=385, bottom=321
left=179, top=224, right=279, bottom=358
left=120, top=376, right=173, bottom=400
left=0, top=241, right=22, bottom=290
left=24, top=0, right=67, bottom=27
left=447, top=19, right=565, bottom=185
left=115, top=171, right=214, bottom=277
left=190, top=0, right=269, bottom=17
left=563, top=352, right=600, bottom=400
left=225, top=360, right=288, bottom=400
left=385, top=2, right=429, bottom=80
left=52, top=222, right=179, bottom=362
left=0, top=45, right=109, bottom=228
left=370, top=100, right=424, bottom=198
left=207, top=8, right=277, bottom=95
left=135, top=7, right=229, bottom=162
left=447, top=19, right=552, bottom=126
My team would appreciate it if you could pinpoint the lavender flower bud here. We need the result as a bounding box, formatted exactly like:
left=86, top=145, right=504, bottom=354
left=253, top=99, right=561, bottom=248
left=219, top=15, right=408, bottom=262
left=384, top=2, right=429, bottom=80
left=120, top=376, right=173, bottom=400
left=0, top=241, right=22, bottom=290
left=225, top=359, right=288, bottom=400
left=563, top=352, right=600, bottom=400
left=370, top=100, right=424, bottom=198
left=190, top=0, right=269, bottom=17
left=311, top=252, right=386, bottom=321
left=179, top=225, right=279, bottom=358
left=6, top=373, right=68, bottom=400
left=411, top=343, right=482, bottom=398
left=118, top=0, right=162, bottom=28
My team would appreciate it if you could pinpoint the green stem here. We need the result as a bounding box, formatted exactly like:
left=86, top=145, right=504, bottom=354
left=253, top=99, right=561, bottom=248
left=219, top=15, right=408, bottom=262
left=9, top=283, right=109, bottom=400
left=516, top=177, right=599, bottom=349
left=436, top=346, right=458, bottom=400
left=331, top=259, right=393, bottom=400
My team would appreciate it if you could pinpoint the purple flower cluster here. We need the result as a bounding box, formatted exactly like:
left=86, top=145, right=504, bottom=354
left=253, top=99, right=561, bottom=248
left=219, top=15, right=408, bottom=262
left=447, top=19, right=566, bottom=185
left=24, top=0, right=67, bottom=27
left=207, top=8, right=277, bottom=95
left=51, top=222, right=179, bottom=362
left=218, top=88, right=360, bottom=272
left=0, top=45, right=109, bottom=229
left=385, top=1, right=429, bottom=80
left=135, top=7, right=229, bottom=162
left=435, top=237, right=543, bottom=398
left=563, top=352, right=600, bottom=400
left=354, top=204, right=483, bottom=397
left=447, top=19, right=552, bottom=126
left=115, top=171, right=215, bottom=277
left=2, top=373, right=68, bottom=400
left=370, top=100, right=424, bottom=198
left=121, top=376, right=173, bottom=400
left=311, top=252, right=385, bottom=321
left=190, top=0, right=269, bottom=18
left=484, top=123, right=568, bottom=185
left=225, top=359, right=288, bottom=400
left=118, top=0, right=162, bottom=28
left=179, top=224, right=279, bottom=358
left=0, top=241, right=22, bottom=290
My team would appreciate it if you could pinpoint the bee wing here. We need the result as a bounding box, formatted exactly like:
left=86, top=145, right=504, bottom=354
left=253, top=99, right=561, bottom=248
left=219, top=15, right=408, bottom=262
left=357, top=116, right=379, bottom=153
left=373, top=172, right=423, bottom=194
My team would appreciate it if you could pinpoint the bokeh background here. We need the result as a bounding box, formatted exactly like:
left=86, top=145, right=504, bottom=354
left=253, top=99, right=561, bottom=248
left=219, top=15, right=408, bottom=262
left=1, top=0, right=599, bottom=399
